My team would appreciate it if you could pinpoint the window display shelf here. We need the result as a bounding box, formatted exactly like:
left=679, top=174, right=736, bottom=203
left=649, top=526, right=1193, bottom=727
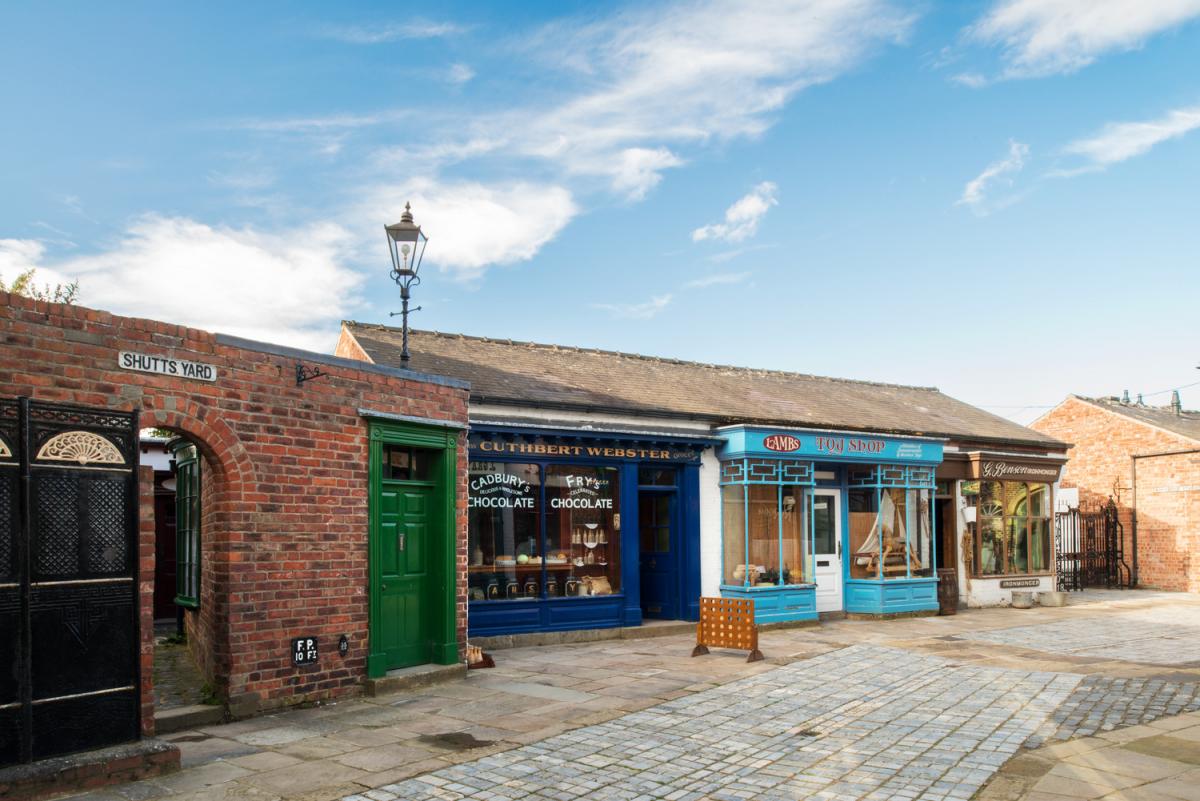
left=468, top=563, right=574, bottom=572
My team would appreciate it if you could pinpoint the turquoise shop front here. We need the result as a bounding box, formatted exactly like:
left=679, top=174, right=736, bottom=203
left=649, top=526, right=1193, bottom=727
left=717, top=426, right=944, bottom=621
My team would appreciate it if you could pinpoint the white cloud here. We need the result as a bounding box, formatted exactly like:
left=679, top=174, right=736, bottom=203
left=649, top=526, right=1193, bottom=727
left=692, top=182, right=778, bottom=243
left=355, top=179, right=579, bottom=280
left=957, top=140, right=1029, bottom=213
left=507, top=0, right=914, bottom=196
left=446, top=63, right=475, bottom=85
left=950, top=72, right=989, bottom=88
left=967, top=0, right=1200, bottom=78
left=0, top=217, right=363, bottom=352
left=684, top=271, right=751, bottom=289
left=316, top=20, right=465, bottom=45
left=1059, top=105, right=1200, bottom=172
left=591, top=294, right=673, bottom=319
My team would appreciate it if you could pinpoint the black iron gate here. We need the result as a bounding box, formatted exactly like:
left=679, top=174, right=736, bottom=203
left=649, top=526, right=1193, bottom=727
left=1054, top=500, right=1133, bottom=591
left=0, top=398, right=141, bottom=767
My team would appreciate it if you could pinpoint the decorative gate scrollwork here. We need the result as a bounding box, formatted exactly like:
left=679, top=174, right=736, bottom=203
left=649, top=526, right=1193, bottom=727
left=0, top=398, right=140, bottom=767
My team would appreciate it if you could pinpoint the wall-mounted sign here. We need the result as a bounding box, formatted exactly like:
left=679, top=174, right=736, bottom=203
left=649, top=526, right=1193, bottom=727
left=291, top=636, right=318, bottom=666
left=763, top=434, right=800, bottom=452
left=999, top=578, right=1042, bottom=588
left=969, top=454, right=1062, bottom=483
left=722, top=428, right=943, bottom=465
left=469, top=434, right=701, bottom=463
left=119, top=351, right=218, bottom=382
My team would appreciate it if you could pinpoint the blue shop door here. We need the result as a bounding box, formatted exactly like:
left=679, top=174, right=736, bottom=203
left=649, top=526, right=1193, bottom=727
left=638, top=490, right=678, bottom=619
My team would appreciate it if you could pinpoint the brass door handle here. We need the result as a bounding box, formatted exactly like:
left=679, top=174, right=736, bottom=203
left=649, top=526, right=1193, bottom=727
left=398, top=532, right=406, bottom=551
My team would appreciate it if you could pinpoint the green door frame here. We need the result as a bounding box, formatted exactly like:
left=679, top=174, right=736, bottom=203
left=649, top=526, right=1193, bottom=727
left=367, top=418, right=460, bottom=678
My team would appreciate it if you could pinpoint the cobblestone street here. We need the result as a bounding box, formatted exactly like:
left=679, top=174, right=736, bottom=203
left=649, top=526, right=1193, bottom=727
left=58, top=591, right=1200, bottom=801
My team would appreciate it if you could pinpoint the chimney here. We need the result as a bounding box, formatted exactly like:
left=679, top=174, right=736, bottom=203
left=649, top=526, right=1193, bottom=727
left=1171, top=390, right=1182, bottom=415
left=1137, top=393, right=1145, bottom=405
left=1121, top=389, right=1130, bottom=403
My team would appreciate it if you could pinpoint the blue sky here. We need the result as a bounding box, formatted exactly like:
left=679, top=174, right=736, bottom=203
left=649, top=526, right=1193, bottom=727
left=3, top=0, right=1199, bottom=426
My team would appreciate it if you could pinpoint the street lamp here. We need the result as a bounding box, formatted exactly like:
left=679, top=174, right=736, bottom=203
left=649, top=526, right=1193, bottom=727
left=385, top=203, right=428, bottom=364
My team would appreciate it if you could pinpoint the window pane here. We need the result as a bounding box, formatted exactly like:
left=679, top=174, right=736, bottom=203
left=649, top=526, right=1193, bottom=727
left=1029, top=484, right=1050, bottom=518
left=781, top=486, right=809, bottom=584
left=881, top=488, right=908, bottom=577
left=722, top=484, right=746, bottom=585
left=747, top=485, right=779, bottom=584
left=639, top=493, right=671, bottom=552
left=979, top=518, right=1004, bottom=575
left=1029, top=517, right=1051, bottom=572
left=910, top=489, right=933, bottom=577
left=979, top=481, right=1003, bottom=518
left=547, top=465, right=620, bottom=597
left=1007, top=482, right=1029, bottom=517
left=848, top=488, right=878, bottom=579
left=383, top=446, right=436, bottom=481
left=467, top=462, right=540, bottom=601
left=1008, top=516, right=1029, bottom=574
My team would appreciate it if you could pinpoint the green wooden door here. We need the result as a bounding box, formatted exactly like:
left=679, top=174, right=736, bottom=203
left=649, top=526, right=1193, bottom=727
left=367, top=420, right=460, bottom=678
left=377, top=482, right=433, bottom=667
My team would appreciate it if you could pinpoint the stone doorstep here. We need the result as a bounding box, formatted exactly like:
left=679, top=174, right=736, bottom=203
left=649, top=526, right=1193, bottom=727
left=363, top=662, right=467, bottom=698
left=0, top=739, right=180, bottom=801
left=154, top=703, right=225, bottom=735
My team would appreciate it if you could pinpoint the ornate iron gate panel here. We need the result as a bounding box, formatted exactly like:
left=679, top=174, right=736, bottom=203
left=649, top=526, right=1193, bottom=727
left=0, top=398, right=140, bottom=767
left=1054, top=500, right=1132, bottom=591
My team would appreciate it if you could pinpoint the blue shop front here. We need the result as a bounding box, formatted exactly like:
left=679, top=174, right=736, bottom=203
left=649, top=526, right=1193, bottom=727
left=718, top=426, right=944, bottom=622
left=466, top=425, right=710, bottom=636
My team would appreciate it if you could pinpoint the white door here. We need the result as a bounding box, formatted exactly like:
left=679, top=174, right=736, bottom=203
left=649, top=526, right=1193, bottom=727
left=813, top=490, right=842, bottom=612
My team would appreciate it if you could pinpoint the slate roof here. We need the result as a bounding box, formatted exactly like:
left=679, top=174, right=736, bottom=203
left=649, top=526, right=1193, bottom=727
left=1074, top=396, right=1200, bottom=444
left=343, top=322, right=1063, bottom=448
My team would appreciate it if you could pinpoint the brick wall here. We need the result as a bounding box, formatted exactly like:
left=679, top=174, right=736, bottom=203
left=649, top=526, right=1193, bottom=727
left=138, top=466, right=155, bottom=736
left=0, top=291, right=470, bottom=714
left=1031, top=397, right=1200, bottom=592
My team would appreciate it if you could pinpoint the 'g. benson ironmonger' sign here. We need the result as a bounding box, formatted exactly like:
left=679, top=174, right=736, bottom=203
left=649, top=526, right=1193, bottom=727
left=119, top=351, right=218, bottom=382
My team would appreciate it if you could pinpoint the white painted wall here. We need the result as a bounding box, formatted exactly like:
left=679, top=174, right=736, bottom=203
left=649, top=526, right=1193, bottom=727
left=699, top=448, right=723, bottom=597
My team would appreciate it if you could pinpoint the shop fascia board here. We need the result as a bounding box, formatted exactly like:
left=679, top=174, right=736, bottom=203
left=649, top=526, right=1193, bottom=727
left=468, top=419, right=722, bottom=446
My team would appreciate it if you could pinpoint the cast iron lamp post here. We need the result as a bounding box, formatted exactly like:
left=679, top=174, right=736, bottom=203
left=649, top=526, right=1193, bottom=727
left=385, top=203, right=428, bottom=364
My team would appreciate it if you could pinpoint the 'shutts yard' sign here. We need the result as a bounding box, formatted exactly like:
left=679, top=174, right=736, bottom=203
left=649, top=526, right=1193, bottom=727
left=119, top=351, right=218, bottom=382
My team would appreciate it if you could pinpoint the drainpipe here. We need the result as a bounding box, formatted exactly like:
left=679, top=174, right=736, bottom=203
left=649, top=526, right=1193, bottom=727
left=1130, top=447, right=1200, bottom=587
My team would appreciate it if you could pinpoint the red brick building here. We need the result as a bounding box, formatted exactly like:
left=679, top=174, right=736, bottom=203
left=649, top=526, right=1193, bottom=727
left=0, top=290, right=470, bottom=767
left=1032, top=395, right=1200, bottom=593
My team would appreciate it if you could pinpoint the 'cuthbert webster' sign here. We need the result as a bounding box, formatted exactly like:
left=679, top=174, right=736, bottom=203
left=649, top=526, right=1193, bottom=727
left=469, top=434, right=700, bottom=463
left=119, top=352, right=218, bottom=382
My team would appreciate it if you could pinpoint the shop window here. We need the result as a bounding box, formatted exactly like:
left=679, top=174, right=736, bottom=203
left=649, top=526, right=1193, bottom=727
left=467, top=462, right=540, bottom=601
left=173, top=443, right=200, bottom=608
left=639, top=494, right=671, bottom=552
left=848, top=468, right=935, bottom=580
left=721, top=479, right=811, bottom=587
left=546, top=465, right=620, bottom=597
left=382, top=445, right=435, bottom=482
left=964, top=480, right=1052, bottom=576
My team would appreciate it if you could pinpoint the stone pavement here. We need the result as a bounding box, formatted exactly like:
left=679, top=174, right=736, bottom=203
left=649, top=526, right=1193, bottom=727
left=53, top=590, right=1200, bottom=801
left=979, top=709, right=1200, bottom=800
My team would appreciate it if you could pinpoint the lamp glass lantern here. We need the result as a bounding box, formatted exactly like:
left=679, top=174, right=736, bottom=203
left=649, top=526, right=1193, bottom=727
left=385, top=203, right=427, bottom=294
left=385, top=203, right=428, bottom=364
